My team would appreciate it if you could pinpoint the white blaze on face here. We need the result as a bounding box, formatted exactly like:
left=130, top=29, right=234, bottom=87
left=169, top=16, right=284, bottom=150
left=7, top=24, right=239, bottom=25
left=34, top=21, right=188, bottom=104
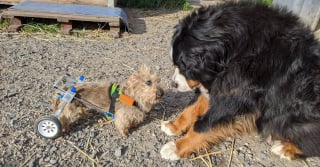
left=172, top=67, right=193, bottom=92
left=170, top=45, right=210, bottom=99
left=171, top=46, right=192, bottom=92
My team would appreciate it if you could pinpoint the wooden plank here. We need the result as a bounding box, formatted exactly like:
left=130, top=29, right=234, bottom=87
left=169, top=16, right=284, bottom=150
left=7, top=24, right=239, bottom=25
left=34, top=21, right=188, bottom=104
left=61, top=21, right=72, bottom=34
left=34, top=0, right=109, bottom=6
left=1, top=0, right=126, bottom=36
left=2, top=1, right=129, bottom=28
left=0, top=0, right=20, bottom=4
left=2, top=9, right=120, bottom=23
left=109, top=18, right=120, bottom=37
left=0, top=0, right=117, bottom=7
left=0, top=1, right=18, bottom=5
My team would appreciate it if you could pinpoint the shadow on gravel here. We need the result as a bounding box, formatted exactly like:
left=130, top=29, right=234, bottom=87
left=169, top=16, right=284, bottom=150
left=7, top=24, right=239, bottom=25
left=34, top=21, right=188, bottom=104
left=59, top=90, right=198, bottom=136
left=60, top=110, right=106, bottom=137
left=132, top=89, right=199, bottom=132
left=122, top=7, right=181, bottom=35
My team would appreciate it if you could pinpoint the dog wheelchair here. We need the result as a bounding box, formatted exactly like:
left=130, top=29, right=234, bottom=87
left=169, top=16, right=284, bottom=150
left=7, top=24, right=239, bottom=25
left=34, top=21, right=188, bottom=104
left=34, top=75, right=115, bottom=139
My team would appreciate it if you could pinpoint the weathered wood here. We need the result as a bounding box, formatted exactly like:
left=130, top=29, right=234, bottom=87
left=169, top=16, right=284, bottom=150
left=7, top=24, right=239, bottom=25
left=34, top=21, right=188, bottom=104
left=2, top=9, right=120, bottom=23
left=0, top=0, right=19, bottom=5
left=0, top=0, right=117, bottom=7
left=61, top=21, right=72, bottom=34
left=0, top=1, right=127, bottom=35
left=108, top=19, right=120, bottom=38
left=0, top=0, right=19, bottom=3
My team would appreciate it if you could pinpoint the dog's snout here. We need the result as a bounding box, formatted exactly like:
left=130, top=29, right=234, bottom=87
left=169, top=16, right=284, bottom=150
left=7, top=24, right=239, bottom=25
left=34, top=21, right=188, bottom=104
left=157, top=88, right=164, bottom=98
left=171, top=81, right=178, bottom=88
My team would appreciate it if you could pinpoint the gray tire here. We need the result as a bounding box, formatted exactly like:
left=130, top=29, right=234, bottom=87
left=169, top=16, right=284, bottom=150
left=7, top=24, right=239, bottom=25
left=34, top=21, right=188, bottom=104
left=35, top=115, right=62, bottom=139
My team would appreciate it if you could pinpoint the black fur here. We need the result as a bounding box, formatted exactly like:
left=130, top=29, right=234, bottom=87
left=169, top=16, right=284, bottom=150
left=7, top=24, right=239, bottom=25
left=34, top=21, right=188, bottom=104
left=172, top=2, right=320, bottom=157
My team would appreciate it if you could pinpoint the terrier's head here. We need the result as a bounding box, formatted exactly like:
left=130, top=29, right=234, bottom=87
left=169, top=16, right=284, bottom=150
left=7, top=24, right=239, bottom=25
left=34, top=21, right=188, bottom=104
left=122, top=65, right=164, bottom=112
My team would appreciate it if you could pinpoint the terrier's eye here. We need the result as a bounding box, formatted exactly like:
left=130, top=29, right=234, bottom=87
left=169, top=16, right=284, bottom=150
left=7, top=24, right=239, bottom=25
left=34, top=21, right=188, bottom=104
left=145, top=80, right=152, bottom=86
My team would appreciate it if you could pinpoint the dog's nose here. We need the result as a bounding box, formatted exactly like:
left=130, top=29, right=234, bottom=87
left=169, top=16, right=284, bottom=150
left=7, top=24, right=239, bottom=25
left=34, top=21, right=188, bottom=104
left=171, top=81, right=178, bottom=88
left=157, top=88, right=164, bottom=98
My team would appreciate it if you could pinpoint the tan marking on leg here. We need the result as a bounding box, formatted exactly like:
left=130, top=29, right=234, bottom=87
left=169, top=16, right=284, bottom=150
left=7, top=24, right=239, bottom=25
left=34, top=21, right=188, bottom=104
left=271, top=138, right=303, bottom=160
left=162, top=113, right=258, bottom=159
left=162, top=95, right=209, bottom=135
left=282, top=141, right=303, bottom=160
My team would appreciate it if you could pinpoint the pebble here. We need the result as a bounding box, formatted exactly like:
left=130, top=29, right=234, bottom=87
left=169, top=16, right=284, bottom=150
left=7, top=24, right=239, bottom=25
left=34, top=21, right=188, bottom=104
left=49, top=159, right=57, bottom=165
left=7, top=92, right=18, bottom=97
left=258, top=151, right=268, bottom=160
left=143, top=151, right=150, bottom=158
left=114, top=147, right=122, bottom=157
left=89, top=130, right=96, bottom=137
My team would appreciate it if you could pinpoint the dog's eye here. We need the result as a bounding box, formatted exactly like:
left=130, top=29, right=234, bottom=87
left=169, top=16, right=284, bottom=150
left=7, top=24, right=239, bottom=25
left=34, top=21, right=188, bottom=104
left=145, top=80, right=152, bottom=86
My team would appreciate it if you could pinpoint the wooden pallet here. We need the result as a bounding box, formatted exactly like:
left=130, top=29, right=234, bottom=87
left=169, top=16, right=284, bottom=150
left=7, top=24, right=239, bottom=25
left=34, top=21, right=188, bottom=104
left=1, top=0, right=128, bottom=36
left=0, top=0, right=117, bottom=7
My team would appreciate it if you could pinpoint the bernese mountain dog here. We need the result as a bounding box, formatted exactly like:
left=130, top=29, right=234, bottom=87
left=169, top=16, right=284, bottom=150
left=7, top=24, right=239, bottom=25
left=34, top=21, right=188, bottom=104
left=160, top=2, right=320, bottom=161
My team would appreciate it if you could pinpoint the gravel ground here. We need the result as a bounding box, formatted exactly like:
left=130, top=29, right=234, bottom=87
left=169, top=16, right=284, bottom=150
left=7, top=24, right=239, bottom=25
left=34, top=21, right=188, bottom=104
left=1, top=6, right=320, bottom=167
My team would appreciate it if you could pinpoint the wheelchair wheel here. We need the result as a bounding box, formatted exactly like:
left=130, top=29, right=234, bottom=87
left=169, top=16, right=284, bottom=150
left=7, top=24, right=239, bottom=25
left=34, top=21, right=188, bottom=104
left=35, top=115, right=62, bottom=139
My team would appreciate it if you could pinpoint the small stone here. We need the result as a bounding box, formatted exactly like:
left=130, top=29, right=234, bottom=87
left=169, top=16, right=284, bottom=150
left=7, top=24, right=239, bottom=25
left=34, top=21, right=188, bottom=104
left=7, top=92, right=18, bottom=97
left=49, top=159, right=57, bottom=165
left=258, top=151, right=267, bottom=160
left=114, top=147, right=122, bottom=157
left=143, top=151, right=150, bottom=158
left=89, top=131, right=96, bottom=138
left=44, top=157, right=50, bottom=162
left=155, top=66, right=161, bottom=71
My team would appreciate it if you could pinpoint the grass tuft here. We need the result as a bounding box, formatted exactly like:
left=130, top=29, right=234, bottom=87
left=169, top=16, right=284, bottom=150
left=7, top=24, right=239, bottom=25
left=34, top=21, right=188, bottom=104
left=0, top=19, right=10, bottom=30
left=119, top=0, right=193, bottom=10
left=240, top=0, right=273, bottom=6
left=258, top=0, right=273, bottom=6
left=21, top=22, right=60, bottom=33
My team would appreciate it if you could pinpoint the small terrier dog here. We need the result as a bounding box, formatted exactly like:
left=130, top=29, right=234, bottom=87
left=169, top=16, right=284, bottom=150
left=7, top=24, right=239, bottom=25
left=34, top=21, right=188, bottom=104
left=52, top=66, right=164, bottom=136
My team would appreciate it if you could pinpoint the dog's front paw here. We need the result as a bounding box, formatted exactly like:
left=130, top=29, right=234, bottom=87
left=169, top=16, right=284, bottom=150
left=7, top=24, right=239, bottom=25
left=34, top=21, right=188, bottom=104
left=271, top=140, right=296, bottom=160
left=161, top=121, right=178, bottom=136
left=271, top=140, right=289, bottom=159
left=160, top=141, right=181, bottom=160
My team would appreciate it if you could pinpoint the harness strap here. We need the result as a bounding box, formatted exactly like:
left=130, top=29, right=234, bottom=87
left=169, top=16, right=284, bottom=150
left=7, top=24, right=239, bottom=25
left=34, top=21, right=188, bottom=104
left=104, top=83, right=138, bottom=120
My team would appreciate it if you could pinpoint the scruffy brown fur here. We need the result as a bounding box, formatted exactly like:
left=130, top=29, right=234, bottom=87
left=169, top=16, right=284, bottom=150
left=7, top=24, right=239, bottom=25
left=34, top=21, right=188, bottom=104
left=52, top=66, right=164, bottom=136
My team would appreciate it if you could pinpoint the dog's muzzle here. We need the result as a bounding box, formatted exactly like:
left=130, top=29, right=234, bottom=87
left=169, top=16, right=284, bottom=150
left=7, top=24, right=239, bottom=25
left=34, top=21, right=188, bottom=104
left=171, top=81, right=178, bottom=88
left=157, top=88, right=164, bottom=99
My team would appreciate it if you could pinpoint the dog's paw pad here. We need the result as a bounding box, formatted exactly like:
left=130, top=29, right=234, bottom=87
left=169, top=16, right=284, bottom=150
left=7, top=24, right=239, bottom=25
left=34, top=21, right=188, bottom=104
left=160, top=141, right=180, bottom=160
left=271, top=140, right=291, bottom=160
left=161, top=121, right=176, bottom=136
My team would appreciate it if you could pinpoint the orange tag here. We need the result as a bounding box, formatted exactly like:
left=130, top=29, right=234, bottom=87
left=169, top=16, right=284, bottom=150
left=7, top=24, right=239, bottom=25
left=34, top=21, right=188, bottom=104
left=119, top=94, right=135, bottom=106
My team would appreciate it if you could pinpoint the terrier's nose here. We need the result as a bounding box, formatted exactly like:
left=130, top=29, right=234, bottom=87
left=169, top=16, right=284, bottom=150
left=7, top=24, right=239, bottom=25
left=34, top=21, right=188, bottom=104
left=157, top=88, right=164, bottom=98
left=171, top=82, right=178, bottom=88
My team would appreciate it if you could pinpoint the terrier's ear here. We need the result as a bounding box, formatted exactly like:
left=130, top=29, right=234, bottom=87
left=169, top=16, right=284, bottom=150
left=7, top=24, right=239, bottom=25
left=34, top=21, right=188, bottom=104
left=131, top=71, right=140, bottom=80
left=139, top=64, right=149, bottom=72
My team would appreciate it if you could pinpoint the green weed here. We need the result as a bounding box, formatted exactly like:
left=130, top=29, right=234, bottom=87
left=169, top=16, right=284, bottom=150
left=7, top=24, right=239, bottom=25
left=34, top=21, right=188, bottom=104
left=21, top=22, right=60, bottom=33
left=0, top=19, right=10, bottom=30
left=119, top=0, right=193, bottom=10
